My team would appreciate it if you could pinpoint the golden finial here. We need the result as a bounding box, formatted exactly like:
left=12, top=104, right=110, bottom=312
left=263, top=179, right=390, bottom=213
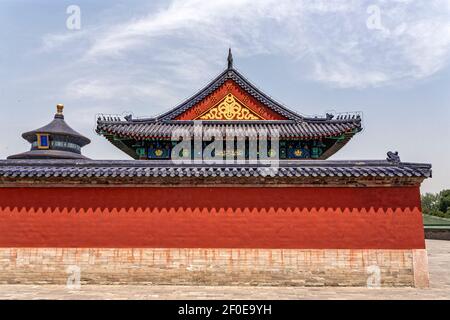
left=56, top=104, right=64, bottom=115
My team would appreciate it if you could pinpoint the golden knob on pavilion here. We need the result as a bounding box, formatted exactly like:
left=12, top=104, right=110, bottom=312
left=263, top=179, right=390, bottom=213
left=56, top=104, right=64, bottom=115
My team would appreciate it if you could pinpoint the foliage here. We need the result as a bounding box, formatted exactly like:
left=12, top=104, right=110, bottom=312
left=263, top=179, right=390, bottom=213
left=421, top=193, right=439, bottom=213
left=422, top=190, right=450, bottom=219
left=438, top=189, right=450, bottom=213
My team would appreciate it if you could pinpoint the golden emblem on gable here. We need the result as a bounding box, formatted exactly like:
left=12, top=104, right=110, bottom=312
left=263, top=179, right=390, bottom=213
left=196, top=94, right=263, bottom=120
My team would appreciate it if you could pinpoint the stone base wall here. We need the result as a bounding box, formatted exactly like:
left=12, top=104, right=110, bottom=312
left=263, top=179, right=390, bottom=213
left=0, top=248, right=429, bottom=287
left=425, top=228, right=450, bottom=241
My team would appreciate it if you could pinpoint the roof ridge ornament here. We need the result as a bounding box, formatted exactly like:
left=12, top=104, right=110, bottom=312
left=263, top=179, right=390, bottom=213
left=227, top=47, right=233, bottom=69
left=387, top=151, right=400, bottom=163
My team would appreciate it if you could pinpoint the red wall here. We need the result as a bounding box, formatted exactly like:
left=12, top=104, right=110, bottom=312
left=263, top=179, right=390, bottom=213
left=0, top=186, right=425, bottom=249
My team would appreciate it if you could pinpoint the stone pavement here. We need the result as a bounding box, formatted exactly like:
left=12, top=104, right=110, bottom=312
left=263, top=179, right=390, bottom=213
left=0, top=240, right=449, bottom=300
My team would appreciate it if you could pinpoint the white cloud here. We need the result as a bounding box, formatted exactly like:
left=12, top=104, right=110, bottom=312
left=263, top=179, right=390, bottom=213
left=41, top=0, right=450, bottom=92
left=41, top=29, right=89, bottom=52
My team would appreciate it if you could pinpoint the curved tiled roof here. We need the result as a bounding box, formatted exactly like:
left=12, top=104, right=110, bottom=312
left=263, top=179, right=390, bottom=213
left=96, top=118, right=362, bottom=140
left=95, top=62, right=363, bottom=159
left=7, top=149, right=89, bottom=160
left=155, top=68, right=305, bottom=121
left=8, top=105, right=91, bottom=160
left=23, top=111, right=91, bottom=147
left=0, top=158, right=431, bottom=186
left=95, top=65, right=363, bottom=141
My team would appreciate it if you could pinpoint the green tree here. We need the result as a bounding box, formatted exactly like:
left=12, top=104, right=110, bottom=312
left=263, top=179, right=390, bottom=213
left=421, top=192, right=439, bottom=215
left=438, top=189, right=450, bottom=213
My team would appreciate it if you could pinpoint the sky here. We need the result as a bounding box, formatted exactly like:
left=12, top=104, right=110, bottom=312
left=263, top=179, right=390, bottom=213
left=0, top=0, right=449, bottom=193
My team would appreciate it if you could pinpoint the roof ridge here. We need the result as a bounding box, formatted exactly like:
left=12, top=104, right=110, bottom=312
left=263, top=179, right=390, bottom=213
left=229, top=68, right=305, bottom=120
left=0, top=158, right=432, bottom=169
left=97, top=111, right=363, bottom=125
left=0, top=159, right=432, bottom=182
left=156, top=68, right=230, bottom=121
left=133, top=67, right=306, bottom=122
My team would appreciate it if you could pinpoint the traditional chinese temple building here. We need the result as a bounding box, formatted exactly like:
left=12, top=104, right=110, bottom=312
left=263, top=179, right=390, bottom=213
left=7, top=104, right=91, bottom=160
left=0, top=51, right=431, bottom=287
left=96, top=50, right=362, bottom=160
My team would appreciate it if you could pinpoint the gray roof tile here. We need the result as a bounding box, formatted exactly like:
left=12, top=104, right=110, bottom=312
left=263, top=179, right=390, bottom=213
left=96, top=119, right=362, bottom=140
left=0, top=159, right=431, bottom=184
